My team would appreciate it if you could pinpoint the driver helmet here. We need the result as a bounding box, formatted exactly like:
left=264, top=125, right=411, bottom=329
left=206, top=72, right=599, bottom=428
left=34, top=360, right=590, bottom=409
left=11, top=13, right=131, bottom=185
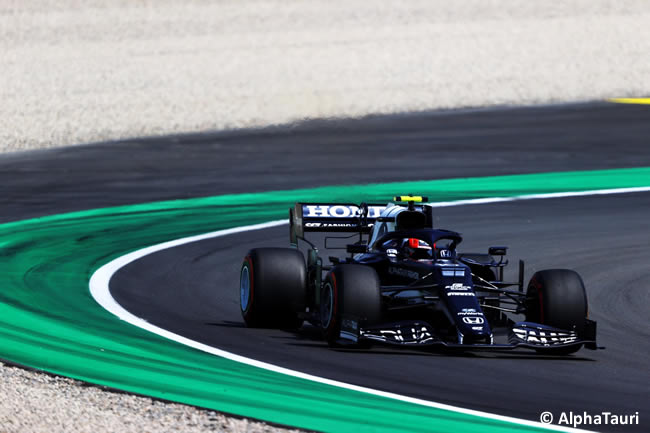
left=402, top=238, right=432, bottom=259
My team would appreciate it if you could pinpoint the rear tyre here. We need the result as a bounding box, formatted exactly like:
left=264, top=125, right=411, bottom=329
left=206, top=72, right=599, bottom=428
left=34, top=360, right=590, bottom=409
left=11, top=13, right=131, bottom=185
left=526, top=269, right=588, bottom=355
left=240, top=248, right=306, bottom=329
left=321, top=265, right=381, bottom=347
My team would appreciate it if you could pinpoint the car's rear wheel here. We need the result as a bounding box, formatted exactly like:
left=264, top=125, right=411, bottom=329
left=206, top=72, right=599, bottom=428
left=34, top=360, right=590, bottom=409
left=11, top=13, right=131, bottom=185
left=321, top=265, right=381, bottom=347
left=240, top=248, right=306, bottom=329
left=526, top=269, right=588, bottom=355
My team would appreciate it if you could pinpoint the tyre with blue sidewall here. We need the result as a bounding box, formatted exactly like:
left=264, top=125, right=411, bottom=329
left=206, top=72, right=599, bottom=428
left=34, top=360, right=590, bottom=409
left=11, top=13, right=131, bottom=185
left=240, top=248, right=306, bottom=328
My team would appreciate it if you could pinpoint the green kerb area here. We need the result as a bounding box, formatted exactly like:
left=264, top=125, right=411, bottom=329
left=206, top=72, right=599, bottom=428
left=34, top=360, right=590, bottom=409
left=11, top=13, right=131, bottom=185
left=1, top=167, right=649, bottom=432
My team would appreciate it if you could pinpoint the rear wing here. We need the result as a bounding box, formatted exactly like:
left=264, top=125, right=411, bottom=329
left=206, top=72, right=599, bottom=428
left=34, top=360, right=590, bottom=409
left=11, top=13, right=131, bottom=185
left=289, top=203, right=386, bottom=244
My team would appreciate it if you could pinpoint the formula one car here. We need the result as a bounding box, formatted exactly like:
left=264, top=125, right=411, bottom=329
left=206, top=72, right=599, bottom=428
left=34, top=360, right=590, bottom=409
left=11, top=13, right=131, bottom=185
left=239, top=196, right=600, bottom=354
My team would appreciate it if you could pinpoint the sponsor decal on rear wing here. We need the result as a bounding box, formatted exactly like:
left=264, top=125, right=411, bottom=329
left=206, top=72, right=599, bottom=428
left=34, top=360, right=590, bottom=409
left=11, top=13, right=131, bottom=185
left=290, top=203, right=386, bottom=242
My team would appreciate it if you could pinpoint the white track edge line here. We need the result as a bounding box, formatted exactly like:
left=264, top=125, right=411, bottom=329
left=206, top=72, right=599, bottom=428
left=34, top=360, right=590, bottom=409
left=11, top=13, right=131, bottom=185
left=90, top=186, right=650, bottom=432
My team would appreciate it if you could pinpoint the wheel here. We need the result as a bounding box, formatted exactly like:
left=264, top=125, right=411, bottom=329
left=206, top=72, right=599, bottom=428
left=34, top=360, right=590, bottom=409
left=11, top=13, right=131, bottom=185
left=321, top=265, right=381, bottom=347
left=526, top=269, right=588, bottom=354
left=240, top=248, right=306, bottom=328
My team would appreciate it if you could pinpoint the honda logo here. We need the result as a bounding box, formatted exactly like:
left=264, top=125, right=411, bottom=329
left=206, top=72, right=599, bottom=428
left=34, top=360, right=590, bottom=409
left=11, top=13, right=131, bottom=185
left=462, top=316, right=484, bottom=325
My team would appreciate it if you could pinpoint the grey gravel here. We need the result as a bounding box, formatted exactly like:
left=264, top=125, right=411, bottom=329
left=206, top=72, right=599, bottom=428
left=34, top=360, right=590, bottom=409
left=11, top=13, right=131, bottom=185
left=0, top=362, right=298, bottom=433
left=1, top=1, right=649, bottom=432
left=2, top=0, right=650, bottom=153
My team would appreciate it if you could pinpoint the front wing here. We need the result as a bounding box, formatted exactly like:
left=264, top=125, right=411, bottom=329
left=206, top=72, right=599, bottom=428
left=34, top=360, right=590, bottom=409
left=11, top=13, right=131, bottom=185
left=338, top=318, right=601, bottom=352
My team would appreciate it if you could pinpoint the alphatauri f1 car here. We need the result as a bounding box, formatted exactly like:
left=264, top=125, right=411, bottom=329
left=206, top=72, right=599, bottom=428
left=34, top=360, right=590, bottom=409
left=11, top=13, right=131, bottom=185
left=240, top=196, right=600, bottom=354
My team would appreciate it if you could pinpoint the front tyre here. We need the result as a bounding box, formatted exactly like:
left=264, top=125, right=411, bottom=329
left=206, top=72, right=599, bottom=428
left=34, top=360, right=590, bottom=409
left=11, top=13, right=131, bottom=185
left=526, top=269, right=588, bottom=354
left=321, top=265, right=381, bottom=347
left=240, top=248, right=306, bottom=329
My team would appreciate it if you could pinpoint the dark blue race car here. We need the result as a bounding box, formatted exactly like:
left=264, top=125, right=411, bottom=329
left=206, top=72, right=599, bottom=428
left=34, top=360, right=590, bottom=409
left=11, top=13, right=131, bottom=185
left=239, top=196, right=600, bottom=354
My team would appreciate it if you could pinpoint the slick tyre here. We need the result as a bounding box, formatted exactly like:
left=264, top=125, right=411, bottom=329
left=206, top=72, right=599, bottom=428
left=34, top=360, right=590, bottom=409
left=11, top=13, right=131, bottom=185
left=321, top=265, right=381, bottom=348
left=526, top=269, right=588, bottom=355
left=240, top=248, right=306, bottom=329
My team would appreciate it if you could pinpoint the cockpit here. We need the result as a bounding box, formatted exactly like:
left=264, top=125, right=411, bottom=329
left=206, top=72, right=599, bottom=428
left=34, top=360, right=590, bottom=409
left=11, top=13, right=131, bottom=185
left=379, top=236, right=458, bottom=261
left=368, top=203, right=460, bottom=261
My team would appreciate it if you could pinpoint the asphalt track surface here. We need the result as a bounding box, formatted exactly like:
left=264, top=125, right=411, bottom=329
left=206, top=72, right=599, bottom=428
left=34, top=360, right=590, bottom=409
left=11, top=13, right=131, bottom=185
left=2, top=102, right=650, bottom=223
left=2, top=102, right=649, bottom=431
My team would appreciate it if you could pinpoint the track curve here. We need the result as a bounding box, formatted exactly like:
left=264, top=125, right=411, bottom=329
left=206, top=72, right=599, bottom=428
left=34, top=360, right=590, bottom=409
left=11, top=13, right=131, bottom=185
left=2, top=102, right=649, bottom=432
left=110, top=193, right=649, bottom=430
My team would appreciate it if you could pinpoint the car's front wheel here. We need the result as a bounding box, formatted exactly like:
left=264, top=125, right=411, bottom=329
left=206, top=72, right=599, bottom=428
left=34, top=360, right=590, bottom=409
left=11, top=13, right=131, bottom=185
left=321, top=265, right=381, bottom=347
left=526, top=269, right=588, bottom=354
